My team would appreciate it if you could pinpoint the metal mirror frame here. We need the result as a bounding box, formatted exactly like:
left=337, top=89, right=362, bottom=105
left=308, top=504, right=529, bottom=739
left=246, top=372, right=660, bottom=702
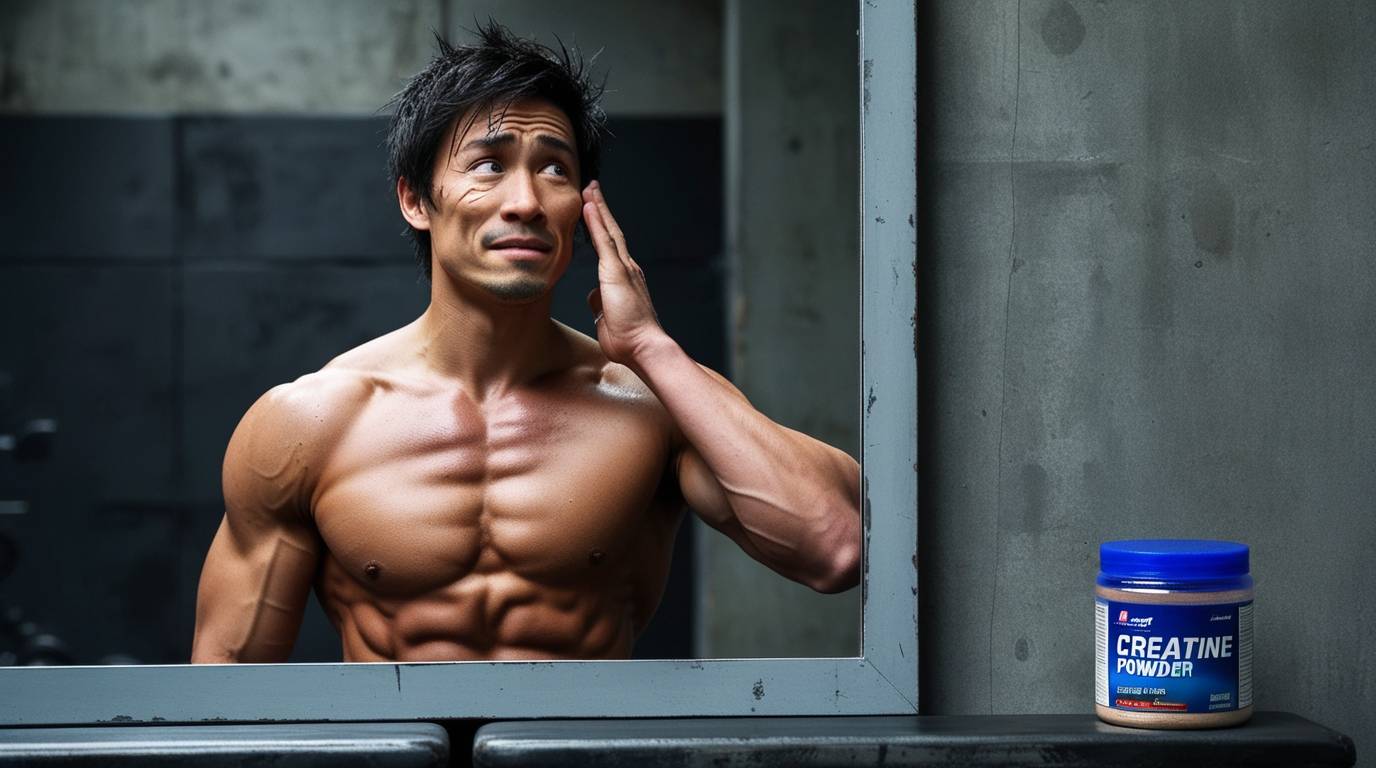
left=0, top=0, right=916, bottom=724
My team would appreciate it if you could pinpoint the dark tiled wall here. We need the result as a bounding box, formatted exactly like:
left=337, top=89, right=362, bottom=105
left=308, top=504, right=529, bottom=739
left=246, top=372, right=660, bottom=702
left=0, top=115, right=721, bottom=663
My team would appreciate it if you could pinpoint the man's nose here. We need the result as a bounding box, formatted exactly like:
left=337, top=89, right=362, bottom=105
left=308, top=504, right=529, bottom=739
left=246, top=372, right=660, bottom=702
left=499, top=171, right=543, bottom=222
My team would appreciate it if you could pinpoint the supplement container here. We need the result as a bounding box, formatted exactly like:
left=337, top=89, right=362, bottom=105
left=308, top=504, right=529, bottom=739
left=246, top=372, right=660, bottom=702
left=1095, top=539, right=1253, bottom=729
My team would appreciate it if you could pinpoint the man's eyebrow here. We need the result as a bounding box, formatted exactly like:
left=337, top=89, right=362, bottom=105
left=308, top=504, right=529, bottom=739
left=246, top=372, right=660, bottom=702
left=536, top=134, right=576, bottom=156
left=459, top=132, right=516, bottom=153
left=457, top=132, right=576, bottom=156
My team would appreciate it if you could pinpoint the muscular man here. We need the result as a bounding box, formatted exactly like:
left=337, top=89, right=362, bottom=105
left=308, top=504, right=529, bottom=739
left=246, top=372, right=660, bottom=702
left=191, top=24, right=860, bottom=663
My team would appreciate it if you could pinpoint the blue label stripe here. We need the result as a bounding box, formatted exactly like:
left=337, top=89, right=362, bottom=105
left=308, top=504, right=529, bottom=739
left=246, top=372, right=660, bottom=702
left=1101, top=599, right=1251, bottom=714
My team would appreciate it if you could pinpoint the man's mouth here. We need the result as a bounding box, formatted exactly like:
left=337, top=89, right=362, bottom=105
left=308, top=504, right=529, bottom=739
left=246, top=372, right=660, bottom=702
left=490, top=237, right=552, bottom=250
left=488, top=237, right=553, bottom=261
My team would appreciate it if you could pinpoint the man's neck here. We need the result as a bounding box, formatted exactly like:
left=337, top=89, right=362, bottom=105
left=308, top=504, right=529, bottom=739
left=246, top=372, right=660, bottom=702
left=412, top=283, right=569, bottom=401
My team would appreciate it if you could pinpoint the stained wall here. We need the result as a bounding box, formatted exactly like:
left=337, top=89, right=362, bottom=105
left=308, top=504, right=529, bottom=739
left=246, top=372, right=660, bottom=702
left=917, top=0, right=1374, bottom=759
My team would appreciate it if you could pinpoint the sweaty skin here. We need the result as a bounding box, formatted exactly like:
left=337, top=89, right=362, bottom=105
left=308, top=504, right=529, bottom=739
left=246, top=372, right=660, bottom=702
left=191, top=99, right=861, bottom=663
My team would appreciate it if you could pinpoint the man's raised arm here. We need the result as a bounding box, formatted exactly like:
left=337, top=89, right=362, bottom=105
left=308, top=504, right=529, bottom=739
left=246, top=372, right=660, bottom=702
left=191, top=383, right=333, bottom=663
left=581, top=182, right=862, bottom=594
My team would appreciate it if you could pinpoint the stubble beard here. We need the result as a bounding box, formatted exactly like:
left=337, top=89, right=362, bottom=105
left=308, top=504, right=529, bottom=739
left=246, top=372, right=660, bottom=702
left=480, top=275, right=548, bottom=301
left=477, top=260, right=549, bottom=302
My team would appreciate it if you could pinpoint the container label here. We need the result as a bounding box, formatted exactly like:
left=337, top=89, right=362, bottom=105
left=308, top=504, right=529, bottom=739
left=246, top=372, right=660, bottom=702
left=1095, top=598, right=1252, bottom=713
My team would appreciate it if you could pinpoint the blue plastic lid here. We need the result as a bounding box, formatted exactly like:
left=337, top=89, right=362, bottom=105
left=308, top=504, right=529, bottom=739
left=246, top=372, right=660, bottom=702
left=1099, top=539, right=1249, bottom=582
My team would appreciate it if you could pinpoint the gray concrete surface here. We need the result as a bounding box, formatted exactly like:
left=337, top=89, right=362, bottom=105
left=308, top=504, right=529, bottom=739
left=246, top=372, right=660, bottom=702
left=0, top=0, right=442, bottom=114
left=701, top=0, right=861, bottom=658
left=917, top=0, right=1374, bottom=760
left=0, top=0, right=719, bottom=116
left=450, top=0, right=721, bottom=115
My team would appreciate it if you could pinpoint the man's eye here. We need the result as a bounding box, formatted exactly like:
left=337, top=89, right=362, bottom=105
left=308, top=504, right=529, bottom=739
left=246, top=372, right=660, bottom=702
left=542, top=162, right=568, bottom=177
left=471, top=160, right=502, bottom=174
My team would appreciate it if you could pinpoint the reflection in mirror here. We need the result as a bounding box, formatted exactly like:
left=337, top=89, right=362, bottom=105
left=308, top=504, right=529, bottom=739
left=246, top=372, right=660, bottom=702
left=0, top=0, right=858, bottom=666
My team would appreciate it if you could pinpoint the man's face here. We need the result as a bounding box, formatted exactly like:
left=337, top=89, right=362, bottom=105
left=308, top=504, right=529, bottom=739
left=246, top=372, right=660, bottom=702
left=423, top=98, right=583, bottom=302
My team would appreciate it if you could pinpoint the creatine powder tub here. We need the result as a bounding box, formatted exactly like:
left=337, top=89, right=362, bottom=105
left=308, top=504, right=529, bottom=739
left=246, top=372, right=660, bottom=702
left=1095, top=539, right=1253, bottom=729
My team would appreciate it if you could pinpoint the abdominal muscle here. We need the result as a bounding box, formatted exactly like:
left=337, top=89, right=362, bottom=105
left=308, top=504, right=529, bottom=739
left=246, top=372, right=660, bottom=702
left=315, top=546, right=639, bottom=661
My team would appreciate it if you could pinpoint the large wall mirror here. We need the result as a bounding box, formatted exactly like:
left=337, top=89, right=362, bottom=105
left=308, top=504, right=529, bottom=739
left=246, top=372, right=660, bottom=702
left=0, top=0, right=913, bottom=721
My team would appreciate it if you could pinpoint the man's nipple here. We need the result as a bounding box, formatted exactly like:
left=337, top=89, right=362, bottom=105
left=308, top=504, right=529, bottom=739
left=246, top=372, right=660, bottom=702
left=364, top=560, right=383, bottom=581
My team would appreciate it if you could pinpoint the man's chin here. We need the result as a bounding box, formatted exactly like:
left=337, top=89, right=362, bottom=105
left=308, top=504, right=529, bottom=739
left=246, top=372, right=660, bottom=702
left=479, top=277, right=549, bottom=303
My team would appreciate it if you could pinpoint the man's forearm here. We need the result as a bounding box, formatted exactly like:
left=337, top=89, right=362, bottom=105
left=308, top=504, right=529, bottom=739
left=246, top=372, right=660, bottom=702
left=628, top=333, right=861, bottom=591
left=579, top=181, right=858, bottom=590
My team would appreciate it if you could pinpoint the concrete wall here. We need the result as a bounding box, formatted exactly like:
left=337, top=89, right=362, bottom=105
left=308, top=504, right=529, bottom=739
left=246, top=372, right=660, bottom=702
left=0, top=0, right=719, bottom=116
left=0, top=0, right=441, bottom=114
left=451, top=0, right=721, bottom=115
left=918, top=0, right=1375, bottom=757
left=702, top=0, right=861, bottom=658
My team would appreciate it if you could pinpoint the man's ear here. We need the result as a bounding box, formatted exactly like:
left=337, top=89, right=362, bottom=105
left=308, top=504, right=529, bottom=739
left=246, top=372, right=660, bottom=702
left=397, top=177, right=431, bottom=231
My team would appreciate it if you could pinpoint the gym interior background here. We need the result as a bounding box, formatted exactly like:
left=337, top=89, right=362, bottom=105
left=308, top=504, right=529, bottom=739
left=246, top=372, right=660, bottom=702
left=0, top=1, right=1372, bottom=764
left=0, top=0, right=862, bottom=665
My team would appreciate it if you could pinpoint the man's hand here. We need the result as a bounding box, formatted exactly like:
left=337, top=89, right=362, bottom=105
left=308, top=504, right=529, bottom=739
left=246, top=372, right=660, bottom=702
left=582, top=181, right=668, bottom=366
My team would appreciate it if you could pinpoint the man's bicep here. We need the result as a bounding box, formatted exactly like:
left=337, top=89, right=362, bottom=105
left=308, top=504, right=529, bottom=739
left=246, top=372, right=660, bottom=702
left=192, top=515, right=320, bottom=663
left=191, top=390, right=322, bottom=663
left=667, top=362, right=749, bottom=519
left=675, top=446, right=770, bottom=564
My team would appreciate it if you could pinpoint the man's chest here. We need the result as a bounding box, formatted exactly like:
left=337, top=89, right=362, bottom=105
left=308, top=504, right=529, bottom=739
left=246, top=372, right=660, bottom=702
left=308, top=385, right=677, bottom=594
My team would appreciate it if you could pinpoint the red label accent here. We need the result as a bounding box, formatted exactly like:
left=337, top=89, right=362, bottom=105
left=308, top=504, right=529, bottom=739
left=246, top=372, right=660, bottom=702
left=1115, top=698, right=1188, bottom=711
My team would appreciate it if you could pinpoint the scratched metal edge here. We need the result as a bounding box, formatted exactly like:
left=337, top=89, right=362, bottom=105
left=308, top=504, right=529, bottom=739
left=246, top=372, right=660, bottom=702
left=0, top=0, right=921, bottom=725
left=859, top=0, right=920, bottom=713
left=0, top=659, right=913, bottom=723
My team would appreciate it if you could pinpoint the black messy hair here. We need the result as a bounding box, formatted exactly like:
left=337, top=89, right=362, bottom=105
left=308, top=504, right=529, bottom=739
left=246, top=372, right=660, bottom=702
left=386, top=21, right=608, bottom=279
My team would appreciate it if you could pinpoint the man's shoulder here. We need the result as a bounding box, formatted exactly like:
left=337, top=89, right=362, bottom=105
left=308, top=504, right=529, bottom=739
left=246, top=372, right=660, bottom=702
left=253, top=369, right=375, bottom=424
left=234, top=369, right=377, bottom=464
left=557, top=325, right=661, bottom=407
left=595, top=360, right=656, bottom=401
left=221, top=369, right=378, bottom=520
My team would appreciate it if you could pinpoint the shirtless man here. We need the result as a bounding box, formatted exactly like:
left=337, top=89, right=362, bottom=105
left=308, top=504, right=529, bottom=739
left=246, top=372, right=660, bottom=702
left=190, top=24, right=860, bottom=663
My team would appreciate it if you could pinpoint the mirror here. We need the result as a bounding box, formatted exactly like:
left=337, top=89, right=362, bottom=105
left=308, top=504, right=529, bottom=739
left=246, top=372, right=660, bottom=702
left=0, top=0, right=910, bottom=721
left=0, top=0, right=860, bottom=667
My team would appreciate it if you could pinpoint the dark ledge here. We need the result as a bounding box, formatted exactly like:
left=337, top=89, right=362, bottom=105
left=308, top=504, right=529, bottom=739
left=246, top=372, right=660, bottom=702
left=0, top=723, right=449, bottom=767
left=472, top=712, right=1355, bottom=767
